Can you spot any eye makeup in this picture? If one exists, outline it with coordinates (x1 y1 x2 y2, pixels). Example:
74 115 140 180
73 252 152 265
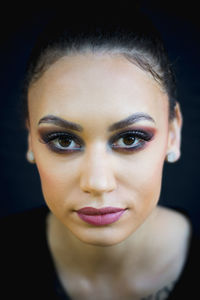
109 128 155 153
109 127 156 153
38 126 156 154
38 129 85 154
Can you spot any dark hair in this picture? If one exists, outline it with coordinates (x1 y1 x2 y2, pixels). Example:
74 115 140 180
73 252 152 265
21 8 177 127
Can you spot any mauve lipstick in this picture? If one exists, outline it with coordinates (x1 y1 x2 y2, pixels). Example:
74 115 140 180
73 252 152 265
76 206 126 226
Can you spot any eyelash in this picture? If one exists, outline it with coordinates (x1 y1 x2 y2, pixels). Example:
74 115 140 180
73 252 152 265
38 129 154 154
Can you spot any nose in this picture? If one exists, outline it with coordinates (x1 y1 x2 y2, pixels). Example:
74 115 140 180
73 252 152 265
79 146 117 195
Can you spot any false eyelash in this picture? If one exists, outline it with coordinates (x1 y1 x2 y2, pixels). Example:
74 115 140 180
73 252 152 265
39 131 82 144
109 129 155 153
109 129 154 144
38 128 155 154
38 131 84 153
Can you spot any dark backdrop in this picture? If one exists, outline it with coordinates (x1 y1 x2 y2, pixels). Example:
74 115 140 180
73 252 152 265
1 1 199 236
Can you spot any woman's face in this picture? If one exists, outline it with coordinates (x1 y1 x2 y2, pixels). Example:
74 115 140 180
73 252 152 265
27 53 182 246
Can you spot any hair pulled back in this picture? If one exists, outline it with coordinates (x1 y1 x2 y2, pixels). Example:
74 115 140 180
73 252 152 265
21 8 177 127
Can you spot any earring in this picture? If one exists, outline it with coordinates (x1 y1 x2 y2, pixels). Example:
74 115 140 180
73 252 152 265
166 152 176 163
26 151 35 163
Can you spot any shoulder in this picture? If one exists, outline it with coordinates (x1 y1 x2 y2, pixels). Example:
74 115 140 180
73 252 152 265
154 206 192 260
155 205 192 242
142 206 192 282
127 206 193 297
157 206 200 297
143 206 192 252
154 206 192 275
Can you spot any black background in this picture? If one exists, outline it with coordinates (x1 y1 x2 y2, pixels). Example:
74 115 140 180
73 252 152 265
1 1 199 236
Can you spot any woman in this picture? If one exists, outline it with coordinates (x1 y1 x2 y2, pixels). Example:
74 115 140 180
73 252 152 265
1 8 199 300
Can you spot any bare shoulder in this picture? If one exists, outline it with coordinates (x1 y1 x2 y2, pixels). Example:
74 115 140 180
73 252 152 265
144 206 192 280
127 206 192 297
156 205 192 241
152 205 192 277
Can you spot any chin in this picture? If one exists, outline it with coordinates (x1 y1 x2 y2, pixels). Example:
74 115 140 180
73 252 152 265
78 236 124 247
68 224 136 247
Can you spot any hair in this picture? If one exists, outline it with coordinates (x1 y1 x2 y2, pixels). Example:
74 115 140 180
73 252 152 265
20 8 177 128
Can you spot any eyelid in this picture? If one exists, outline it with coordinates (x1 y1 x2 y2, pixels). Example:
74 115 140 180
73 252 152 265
109 127 156 143
38 126 156 154
38 131 84 154
38 125 156 139
114 125 156 134
38 129 85 144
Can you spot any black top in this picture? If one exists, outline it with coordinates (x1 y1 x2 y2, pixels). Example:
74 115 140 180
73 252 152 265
0 205 199 299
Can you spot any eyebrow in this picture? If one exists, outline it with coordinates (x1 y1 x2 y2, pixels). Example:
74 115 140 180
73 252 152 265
38 113 155 132
108 113 155 131
38 115 83 132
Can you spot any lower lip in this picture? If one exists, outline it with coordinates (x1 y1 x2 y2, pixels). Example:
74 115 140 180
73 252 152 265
76 210 126 226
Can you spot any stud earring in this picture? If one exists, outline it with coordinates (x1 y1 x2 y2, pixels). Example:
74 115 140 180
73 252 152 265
26 151 35 163
166 152 176 163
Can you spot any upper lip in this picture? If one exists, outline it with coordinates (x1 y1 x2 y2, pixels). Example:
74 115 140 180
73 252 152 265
76 206 126 215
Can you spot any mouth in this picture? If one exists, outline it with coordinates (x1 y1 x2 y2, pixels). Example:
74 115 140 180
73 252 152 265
76 206 127 226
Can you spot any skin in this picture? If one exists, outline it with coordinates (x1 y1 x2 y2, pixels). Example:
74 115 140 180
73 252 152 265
26 53 189 299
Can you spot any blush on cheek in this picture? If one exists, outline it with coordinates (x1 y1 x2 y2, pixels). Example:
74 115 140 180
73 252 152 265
131 155 165 214
36 164 63 205
145 169 164 216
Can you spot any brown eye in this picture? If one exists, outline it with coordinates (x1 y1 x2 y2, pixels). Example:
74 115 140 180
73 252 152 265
112 135 139 149
39 131 84 154
110 129 155 153
53 136 81 150
123 136 136 145
58 137 72 147
109 130 151 152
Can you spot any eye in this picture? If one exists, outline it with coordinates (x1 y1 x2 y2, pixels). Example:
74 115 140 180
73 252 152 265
39 132 83 153
110 130 154 152
52 136 80 150
116 135 139 147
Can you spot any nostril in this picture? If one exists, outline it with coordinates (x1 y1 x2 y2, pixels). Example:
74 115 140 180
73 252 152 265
80 176 117 194
79 154 117 194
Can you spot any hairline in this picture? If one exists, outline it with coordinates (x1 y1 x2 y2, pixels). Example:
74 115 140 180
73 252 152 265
28 46 165 91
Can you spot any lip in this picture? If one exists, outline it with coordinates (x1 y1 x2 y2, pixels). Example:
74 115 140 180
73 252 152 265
76 206 127 226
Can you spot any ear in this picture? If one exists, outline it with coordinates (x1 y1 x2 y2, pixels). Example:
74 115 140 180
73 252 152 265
25 121 36 163
166 102 183 162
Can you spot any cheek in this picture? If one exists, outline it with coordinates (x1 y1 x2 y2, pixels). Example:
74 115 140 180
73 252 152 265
35 158 78 212
125 158 164 205
114 156 165 239
139 159 164 205
120 137 167 213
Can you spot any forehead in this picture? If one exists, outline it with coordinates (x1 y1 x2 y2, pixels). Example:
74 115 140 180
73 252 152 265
28 53 169 124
